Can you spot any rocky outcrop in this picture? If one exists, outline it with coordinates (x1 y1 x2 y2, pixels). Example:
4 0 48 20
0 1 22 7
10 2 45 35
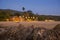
0 24 60 40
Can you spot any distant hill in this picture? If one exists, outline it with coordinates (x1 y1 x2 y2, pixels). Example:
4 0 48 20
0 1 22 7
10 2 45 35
38 15 60 21
0 9 23 15
0 9 60 21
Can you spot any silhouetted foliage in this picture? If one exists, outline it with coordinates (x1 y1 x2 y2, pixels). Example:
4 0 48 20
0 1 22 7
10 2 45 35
22 7 25 11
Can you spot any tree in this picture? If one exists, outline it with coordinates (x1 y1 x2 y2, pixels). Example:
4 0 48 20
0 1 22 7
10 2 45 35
0 11 9 21
22 7 25 11
27 10 34 17
14 13 20 17
38 16 45 21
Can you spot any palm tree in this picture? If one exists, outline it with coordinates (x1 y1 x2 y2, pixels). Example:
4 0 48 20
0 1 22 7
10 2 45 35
22 7 25 12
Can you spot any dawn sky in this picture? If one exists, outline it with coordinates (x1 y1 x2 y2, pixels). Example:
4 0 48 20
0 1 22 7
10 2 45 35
0 0 60 16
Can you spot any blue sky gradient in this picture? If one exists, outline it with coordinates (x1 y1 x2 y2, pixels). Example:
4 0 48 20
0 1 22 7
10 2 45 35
0 0 60 16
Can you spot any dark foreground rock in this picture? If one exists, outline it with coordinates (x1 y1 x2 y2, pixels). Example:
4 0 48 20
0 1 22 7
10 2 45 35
0 24 60 40
53 24 60 40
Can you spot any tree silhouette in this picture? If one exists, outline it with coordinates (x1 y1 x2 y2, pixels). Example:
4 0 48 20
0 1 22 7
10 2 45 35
22 7 25 12
14 13 20 17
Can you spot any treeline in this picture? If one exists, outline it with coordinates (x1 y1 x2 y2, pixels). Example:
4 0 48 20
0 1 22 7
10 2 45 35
0 9 60 21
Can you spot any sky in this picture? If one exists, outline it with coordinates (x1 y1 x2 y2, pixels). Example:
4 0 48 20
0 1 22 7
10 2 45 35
0 0 60 16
